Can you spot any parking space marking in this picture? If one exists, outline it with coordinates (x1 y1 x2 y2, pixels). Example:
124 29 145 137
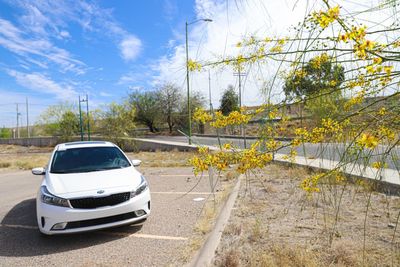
1 224 187 241
151 191 211 195
1 223 38 230
130 233 188 241
101 231 188 241
157 174 196 177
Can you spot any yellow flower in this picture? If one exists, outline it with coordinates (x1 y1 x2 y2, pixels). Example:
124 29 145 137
312 5 340 29
371 161 387 169
193 108 212 124
384 65 393 75
270 45 283 53
373 57 382 64
301 173 324 194
378 107 386 116
379 126 395 140
223 143 232 150
187 59 202 71
339 34 348 42
357 133 379 149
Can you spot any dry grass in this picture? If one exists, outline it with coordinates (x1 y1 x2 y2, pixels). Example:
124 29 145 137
127 149 195 167
213 163 400 267
0 153 50 170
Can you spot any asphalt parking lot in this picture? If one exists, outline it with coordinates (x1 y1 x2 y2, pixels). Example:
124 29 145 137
0 167 218 266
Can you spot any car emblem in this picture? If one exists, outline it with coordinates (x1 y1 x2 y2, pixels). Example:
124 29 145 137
97 190 105 194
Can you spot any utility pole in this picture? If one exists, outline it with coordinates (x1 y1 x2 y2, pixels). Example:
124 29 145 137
233 69 247 108
208 70 213 113
79 95 90 141
233 70 247 148
85 94 90 141
26 97 30 138
16 103 20 138
78 96 84 141
185 18 213 145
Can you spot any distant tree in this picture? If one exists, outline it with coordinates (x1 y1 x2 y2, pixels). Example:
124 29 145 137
157 83 182 133
175 91 205 132
283 53 345 100
0 127 12 138
129 91 161 133
220 85 239 115
37 102 78 136
100 102 135 147
59 111 79 140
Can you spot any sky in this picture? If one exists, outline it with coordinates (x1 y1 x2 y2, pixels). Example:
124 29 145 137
0 0 393 128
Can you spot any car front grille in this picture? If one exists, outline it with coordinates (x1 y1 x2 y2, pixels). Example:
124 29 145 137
65 211 144 229
70 192 131 209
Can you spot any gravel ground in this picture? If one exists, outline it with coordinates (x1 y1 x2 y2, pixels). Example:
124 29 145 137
213 163 400 267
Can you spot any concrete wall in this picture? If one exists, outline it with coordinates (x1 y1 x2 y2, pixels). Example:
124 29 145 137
0 137 61 147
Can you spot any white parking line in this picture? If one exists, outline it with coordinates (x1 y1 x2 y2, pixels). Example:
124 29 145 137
151 191 211 195
1 224 38 230
1 224 187 241
130 233 187 241
101 231 188 241
158 174 196 177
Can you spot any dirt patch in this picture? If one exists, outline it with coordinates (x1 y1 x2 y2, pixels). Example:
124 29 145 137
0 144 52 154
213 163 400 267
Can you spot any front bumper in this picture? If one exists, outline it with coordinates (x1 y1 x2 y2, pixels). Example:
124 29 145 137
36 189 151 235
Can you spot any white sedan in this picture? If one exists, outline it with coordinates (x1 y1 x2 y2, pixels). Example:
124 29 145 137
32 141 150 235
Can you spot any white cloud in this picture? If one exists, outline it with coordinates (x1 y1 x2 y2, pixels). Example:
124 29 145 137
99 91 112 97
2 1 143 71
59 30 70 39
0 18 86 74
7 69 77 100
120 35 142 61
163 0 179 21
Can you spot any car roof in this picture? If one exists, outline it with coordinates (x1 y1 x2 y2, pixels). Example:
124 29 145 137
56 141 116 151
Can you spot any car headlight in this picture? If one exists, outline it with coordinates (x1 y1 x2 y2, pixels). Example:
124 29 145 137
131 175 148 198
40 186 70 208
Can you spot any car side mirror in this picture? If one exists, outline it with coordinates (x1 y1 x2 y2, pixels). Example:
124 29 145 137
131 159 141 167
32 167 46 175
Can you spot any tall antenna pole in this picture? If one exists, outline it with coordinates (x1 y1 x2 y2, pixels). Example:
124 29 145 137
238 68 242 108
208 70 212 113
26 97 30 138
16 103 20 138
86 94 90 141
233 70 247 148
79 96 84 141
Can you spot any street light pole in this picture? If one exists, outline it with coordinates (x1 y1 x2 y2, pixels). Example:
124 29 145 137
86 94 90 141
185 18 212 145
78 96 84 141
185 21 191 145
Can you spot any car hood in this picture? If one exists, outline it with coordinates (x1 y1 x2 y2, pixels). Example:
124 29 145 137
45 167 142 199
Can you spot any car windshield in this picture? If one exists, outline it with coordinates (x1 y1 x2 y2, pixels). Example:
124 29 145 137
50 146 131 174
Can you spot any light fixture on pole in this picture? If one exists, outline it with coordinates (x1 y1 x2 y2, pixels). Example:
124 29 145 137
185 18 212 145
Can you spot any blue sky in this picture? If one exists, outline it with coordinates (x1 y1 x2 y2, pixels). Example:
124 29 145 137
0 0 202 127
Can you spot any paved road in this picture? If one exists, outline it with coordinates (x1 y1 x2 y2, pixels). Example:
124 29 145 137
0 167 219 267
146 135 400 170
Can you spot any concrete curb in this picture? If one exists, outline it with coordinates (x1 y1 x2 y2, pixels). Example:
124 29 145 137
187 177 241 267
